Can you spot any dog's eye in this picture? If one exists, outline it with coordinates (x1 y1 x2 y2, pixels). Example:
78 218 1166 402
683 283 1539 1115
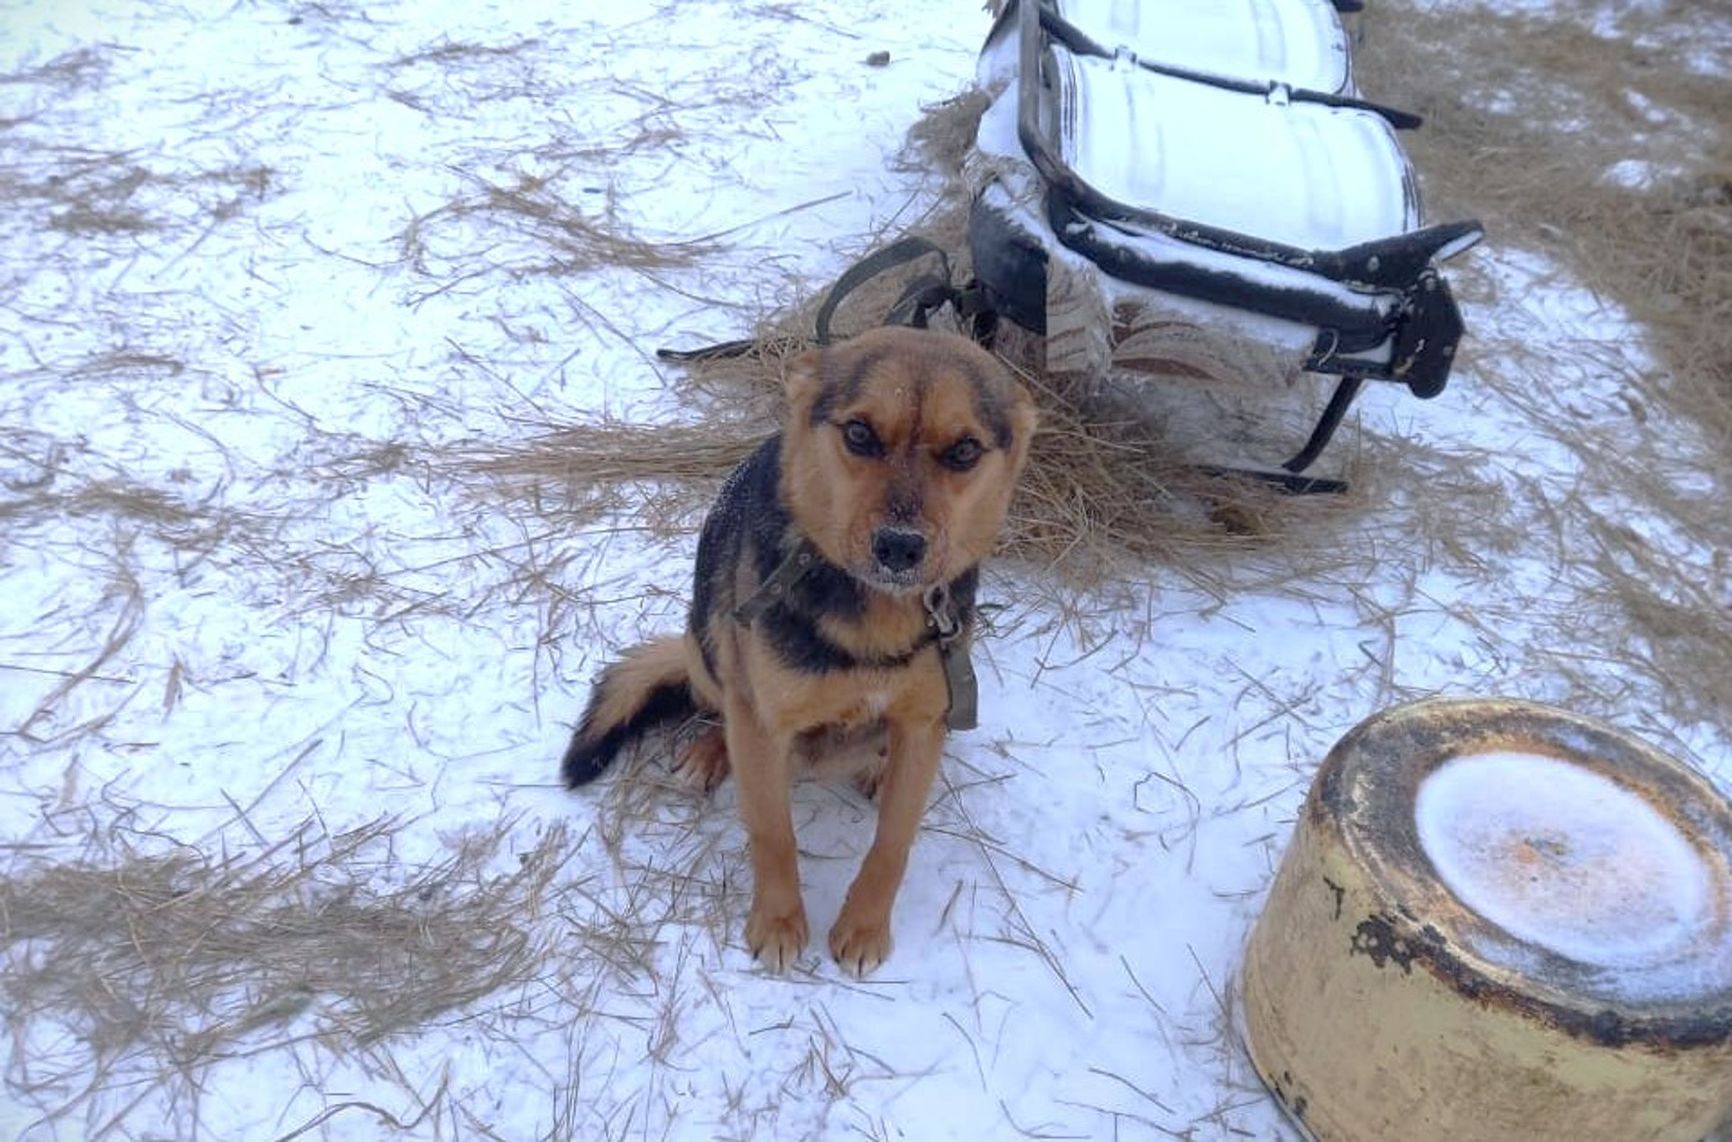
939 437 983 472
841 419 883 457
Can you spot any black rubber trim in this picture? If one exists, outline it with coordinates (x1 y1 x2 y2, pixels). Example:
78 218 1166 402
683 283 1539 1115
967 195 1049 335
1047 194 1395 348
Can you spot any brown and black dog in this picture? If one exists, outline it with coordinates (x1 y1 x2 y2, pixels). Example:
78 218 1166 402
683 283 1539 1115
561 325 1037 975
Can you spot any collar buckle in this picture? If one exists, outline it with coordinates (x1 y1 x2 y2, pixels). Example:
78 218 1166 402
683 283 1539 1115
923 583 961 642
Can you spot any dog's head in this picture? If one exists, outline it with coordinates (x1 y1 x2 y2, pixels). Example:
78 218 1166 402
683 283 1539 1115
780 326 1037 593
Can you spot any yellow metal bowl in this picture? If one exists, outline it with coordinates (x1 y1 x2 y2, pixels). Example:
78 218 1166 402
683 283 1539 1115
1242 697 1732 1142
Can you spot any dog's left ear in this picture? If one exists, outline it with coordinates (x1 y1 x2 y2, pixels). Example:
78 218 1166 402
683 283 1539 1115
783 348 823 416
1006 381 1040 466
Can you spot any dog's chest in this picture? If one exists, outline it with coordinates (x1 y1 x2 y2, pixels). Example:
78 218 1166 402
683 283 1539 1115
843 688 891 726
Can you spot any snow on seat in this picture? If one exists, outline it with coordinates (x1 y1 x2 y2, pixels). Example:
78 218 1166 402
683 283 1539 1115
1053 50 1414 250
1043 0 1353 94
967 0 1482 485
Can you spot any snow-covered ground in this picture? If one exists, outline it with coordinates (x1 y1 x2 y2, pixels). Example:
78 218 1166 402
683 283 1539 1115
2 1 1726 1138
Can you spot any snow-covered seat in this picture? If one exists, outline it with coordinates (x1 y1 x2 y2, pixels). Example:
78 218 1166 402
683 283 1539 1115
967 0 1482 485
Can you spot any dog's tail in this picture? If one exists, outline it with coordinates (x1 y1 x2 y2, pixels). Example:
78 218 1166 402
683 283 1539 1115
561 636 696 787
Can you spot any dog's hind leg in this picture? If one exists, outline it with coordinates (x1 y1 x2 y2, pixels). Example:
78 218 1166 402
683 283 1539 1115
673 722 730 792
726 692 808 971
829 715 945 977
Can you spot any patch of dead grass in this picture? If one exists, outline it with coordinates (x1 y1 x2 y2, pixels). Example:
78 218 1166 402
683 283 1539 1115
1358 1 1731 424
1356 0 1732 732
0 815 576 1133
0 47 110 90
459 419 770 534
0 140 275 239
400 170 719 286
389 37 543 69
381 34 559 112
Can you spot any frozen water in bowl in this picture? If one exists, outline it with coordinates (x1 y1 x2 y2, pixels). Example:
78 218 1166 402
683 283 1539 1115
1415 750 1711 970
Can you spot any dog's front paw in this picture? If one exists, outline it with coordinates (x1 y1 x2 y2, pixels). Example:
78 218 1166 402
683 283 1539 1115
746 901 808 972
828 910 892 977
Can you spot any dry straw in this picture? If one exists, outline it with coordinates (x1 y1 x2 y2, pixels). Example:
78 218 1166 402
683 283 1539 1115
1356 0 1732 731
1 816 574 1134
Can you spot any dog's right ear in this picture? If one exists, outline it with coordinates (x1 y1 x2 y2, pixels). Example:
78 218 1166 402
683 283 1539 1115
783 348 823 417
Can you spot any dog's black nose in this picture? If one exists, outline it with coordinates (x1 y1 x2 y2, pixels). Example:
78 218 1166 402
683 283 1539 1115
871 528 926 574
